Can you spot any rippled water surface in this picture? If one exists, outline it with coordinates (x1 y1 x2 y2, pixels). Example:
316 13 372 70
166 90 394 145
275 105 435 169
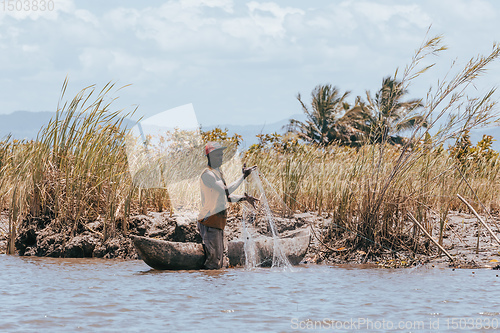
1 255 500 332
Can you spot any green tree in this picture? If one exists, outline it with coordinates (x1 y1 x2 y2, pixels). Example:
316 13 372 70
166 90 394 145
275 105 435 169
288 84 368 146
363 76 426 144
449 130 499 171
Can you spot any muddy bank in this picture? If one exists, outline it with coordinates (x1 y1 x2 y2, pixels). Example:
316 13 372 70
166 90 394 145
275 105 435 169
4 210 309 259
415 212 500 269
304 210 500 269
0 211 8 254
3 209 500 269
10 212 202 259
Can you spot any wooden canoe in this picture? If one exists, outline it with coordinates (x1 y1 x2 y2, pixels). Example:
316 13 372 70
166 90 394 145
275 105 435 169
130 235 205 270
226 228 311 267
131 228 310 270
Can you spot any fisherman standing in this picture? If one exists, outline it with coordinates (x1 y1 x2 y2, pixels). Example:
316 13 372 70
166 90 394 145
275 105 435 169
198 142 258 269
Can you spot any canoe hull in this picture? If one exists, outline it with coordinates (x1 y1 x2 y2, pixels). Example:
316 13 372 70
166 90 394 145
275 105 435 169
131 228 311 270
131 235 205 270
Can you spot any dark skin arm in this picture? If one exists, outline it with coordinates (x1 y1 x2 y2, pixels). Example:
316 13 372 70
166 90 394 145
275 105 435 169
243 163 257 179
225 163 257 194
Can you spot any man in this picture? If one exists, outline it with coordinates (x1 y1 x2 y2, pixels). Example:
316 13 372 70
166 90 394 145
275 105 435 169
197 141 258 269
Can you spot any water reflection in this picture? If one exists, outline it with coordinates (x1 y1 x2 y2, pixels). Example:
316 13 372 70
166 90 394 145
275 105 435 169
136 267 231 279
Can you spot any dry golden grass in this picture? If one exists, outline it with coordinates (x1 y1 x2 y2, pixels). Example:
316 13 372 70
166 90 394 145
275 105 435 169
244 140 500 253
0 80 140 253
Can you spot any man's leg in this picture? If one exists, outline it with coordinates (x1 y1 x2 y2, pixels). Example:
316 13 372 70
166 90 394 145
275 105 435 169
198 222 224 269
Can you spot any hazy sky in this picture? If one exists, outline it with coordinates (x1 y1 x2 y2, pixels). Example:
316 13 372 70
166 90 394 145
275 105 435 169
1 0 500 126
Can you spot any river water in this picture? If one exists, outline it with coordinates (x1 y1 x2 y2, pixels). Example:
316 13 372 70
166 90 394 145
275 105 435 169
1 255 499 332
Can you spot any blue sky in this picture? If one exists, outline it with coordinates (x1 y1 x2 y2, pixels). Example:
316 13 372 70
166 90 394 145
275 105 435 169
1 0 500 127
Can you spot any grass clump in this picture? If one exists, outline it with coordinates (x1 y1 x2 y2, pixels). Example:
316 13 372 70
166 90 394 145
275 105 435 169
1 80 140 253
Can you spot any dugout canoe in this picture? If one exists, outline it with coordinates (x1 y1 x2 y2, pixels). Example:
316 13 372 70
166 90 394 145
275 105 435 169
226 228 311 267
131 228 310 270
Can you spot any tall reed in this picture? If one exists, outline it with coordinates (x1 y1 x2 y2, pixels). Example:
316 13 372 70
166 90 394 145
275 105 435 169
0 80 140 252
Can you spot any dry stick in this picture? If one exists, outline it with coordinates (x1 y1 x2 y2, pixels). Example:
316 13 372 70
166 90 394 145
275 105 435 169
457 194 500 246
407 212 454 262
440 216 466 245
307 222 340 253
476 223 481 254
455 165 500 230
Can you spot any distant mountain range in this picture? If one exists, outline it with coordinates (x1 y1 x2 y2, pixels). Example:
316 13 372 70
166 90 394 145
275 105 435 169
1 110 499 150
0 111 55 140
0 110 304 148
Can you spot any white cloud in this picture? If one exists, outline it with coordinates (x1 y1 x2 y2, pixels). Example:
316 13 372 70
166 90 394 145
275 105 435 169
351 2 431 29
6 26 21 40
181 0 234 13
1 0 500 126
104 1 307 52
105 7 141 31
21 44 39 52
142 57 179 75
157 1 216 29
436 0 496 21
105 4 223 53
246 1 304 38
78 48 111 70
74 9 99 26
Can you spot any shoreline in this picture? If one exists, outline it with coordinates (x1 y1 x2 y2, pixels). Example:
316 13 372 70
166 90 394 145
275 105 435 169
2 210 500 270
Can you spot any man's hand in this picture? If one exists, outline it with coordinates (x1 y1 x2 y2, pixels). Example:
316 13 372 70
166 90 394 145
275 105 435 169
242 163 257 179
243 192 259 208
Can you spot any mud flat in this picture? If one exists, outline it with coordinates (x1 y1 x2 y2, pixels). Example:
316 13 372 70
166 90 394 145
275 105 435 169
417 212 500 269
302 211 500 269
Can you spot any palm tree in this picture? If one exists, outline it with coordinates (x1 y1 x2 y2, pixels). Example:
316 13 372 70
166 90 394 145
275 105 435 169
287 84 368 147
363 77 426 144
